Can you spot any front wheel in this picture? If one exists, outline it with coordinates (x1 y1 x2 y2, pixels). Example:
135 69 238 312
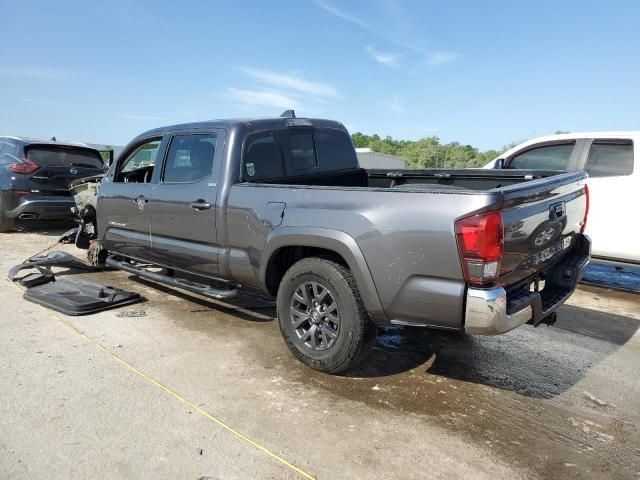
276 257 378 374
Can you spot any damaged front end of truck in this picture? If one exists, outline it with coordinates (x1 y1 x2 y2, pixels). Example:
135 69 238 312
63 175 105 264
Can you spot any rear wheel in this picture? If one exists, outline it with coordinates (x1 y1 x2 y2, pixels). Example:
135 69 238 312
0 197 14 233
276 257 378 374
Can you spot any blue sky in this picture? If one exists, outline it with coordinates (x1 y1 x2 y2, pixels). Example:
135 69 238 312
1 0 639 150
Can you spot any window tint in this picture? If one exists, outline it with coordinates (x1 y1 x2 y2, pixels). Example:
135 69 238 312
290 132 317 172
25 146 104 169
163 134 217 183
243 133 285 181
121 140 161 173
115 139 162 182
585 140 634 177
508 143 574 170
315 129 358 170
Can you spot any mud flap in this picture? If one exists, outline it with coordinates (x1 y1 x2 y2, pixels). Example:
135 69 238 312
23 279 142 316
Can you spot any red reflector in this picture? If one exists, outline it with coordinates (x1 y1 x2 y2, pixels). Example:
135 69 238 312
455 210 504 285
580 184 589 234
8 157 40 174
13 190 31 196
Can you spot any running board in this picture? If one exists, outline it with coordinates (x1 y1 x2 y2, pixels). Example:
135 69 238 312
106 256 239 300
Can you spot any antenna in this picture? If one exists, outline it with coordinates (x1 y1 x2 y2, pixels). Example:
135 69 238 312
280 110 296 118
50 136 57 141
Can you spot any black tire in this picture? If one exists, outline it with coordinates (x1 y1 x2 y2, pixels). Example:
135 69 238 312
276 257 378 374
0 198 14 233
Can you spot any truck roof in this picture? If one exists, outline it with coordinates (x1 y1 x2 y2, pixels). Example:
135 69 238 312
134 116 347 141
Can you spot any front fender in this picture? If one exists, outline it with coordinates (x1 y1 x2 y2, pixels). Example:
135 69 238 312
261 226 388 324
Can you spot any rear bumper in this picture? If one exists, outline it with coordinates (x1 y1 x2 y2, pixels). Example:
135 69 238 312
465 235 591 335
6 195 75 220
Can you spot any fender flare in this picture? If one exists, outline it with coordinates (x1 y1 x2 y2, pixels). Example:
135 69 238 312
260 226 387 324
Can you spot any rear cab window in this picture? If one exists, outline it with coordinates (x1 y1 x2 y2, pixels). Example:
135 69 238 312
241 128 357 182
585 139 634 177
507 142 575 170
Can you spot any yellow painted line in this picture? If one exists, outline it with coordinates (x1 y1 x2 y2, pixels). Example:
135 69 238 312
11 282 316 480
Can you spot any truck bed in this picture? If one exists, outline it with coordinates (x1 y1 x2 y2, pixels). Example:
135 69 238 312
251 167 573 192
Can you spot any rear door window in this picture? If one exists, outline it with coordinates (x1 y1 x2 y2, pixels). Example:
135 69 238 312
25 146 104 169
508 143 575 170
585 140 634 177
243 133 286 181
163 134 217 183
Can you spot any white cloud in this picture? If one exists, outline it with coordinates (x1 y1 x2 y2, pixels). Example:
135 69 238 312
315 1 460 68
383 96 406 115
366 47 399 68
241 68 338 98
226 88 298 109
428 52 460 65
314 0 371 31
0 67 71 79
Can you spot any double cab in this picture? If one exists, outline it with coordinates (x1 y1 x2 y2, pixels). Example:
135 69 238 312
75 114 590 373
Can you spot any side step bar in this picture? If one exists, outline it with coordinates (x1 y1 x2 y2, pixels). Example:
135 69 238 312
106 256 239 300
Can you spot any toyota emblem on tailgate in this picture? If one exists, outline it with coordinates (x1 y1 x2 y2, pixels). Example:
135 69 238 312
69 168 78 175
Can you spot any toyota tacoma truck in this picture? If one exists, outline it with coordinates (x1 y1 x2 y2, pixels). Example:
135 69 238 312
71 112 590 373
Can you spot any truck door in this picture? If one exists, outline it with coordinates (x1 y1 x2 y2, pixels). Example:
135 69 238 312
579 138 637 263
98 137 164 261
147 131 223 276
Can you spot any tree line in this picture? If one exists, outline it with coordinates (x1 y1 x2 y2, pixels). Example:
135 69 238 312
351 132 507 169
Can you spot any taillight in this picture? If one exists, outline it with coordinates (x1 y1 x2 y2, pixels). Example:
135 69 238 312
8 157 40 174
580 184 589 234
455 210 504 286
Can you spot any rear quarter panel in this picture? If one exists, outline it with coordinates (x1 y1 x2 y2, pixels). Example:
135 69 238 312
225 184 500 328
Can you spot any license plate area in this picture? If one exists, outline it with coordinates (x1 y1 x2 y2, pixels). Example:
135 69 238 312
521 236 572 270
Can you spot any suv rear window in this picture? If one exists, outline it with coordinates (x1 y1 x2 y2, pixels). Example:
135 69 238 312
25 146 104 169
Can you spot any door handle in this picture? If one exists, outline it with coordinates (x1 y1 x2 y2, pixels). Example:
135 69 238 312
190 200 212 210
135 195 147 210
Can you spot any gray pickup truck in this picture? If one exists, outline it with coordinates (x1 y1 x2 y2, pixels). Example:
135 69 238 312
72 113 590 373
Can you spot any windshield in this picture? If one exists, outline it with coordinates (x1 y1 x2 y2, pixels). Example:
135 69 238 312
25 146 104 169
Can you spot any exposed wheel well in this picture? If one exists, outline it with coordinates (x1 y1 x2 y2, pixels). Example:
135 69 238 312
265 246 349 296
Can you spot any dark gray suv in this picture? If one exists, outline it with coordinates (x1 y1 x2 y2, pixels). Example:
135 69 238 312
0 136 106 231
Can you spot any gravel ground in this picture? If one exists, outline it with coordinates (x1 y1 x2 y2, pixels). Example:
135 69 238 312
1 223 639 479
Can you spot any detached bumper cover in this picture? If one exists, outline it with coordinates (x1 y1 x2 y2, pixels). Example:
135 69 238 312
7 195 75 220
465 235 591 335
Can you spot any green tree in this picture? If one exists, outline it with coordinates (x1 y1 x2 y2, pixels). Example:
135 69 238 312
351 132 507 169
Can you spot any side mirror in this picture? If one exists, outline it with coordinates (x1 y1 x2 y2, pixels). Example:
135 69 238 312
495 158 504 169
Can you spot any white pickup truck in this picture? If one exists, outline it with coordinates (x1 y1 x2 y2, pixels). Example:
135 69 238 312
485 132 638 266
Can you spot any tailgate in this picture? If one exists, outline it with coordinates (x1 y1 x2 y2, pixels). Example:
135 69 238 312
24 145 105 195
498 171 588 287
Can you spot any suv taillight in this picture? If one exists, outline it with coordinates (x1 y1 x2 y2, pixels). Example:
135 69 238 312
580 184 589 234
455 210 504 286
8 157 40 174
